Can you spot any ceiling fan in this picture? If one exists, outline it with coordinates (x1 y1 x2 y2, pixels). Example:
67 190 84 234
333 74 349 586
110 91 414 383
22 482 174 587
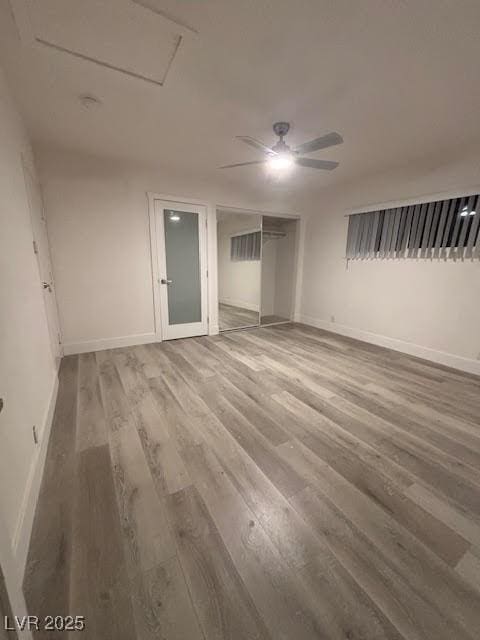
220 122 343 172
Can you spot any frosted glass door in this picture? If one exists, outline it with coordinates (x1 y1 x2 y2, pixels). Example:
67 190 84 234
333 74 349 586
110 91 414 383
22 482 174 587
164 209 201 324
155 200 208 340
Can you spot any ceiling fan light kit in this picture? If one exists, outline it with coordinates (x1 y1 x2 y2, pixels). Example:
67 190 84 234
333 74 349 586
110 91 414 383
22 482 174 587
268 154 294 171
220 121 343 176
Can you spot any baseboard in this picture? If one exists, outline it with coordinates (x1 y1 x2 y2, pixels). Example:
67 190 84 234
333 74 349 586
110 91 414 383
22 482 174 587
62 332 158 355
12 371 59 576
219 298 260 312
298 314 480 376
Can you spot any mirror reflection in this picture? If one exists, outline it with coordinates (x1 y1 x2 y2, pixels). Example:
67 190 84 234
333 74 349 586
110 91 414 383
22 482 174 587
217 210 261 331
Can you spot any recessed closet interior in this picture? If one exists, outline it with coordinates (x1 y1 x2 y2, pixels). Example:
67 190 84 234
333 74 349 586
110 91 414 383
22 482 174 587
217 209 298 331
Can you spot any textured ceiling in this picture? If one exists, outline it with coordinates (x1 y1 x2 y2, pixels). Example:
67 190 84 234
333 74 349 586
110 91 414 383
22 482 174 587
1 0 480 206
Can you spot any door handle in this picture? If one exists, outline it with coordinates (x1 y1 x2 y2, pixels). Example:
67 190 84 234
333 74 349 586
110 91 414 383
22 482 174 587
42 281 52 292
160 278 173 285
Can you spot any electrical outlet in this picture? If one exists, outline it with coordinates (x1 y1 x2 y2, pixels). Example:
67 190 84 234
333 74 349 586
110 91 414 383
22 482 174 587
32 425 38 445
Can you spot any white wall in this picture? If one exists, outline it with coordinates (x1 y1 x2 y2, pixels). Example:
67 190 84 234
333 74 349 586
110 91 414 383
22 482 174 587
38 148 292 351
261 220 298 320
0 67 57 634
217 215 261 311
299 153 480 374
273 220 298 319
42 152 155 350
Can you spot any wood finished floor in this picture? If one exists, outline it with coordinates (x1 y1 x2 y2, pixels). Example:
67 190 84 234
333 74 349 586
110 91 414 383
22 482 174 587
219 303 259 330
260 314 290 325
23 323 480 640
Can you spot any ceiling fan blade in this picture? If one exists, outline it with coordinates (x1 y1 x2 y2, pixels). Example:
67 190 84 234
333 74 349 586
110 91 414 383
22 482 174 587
219 160 266 169
236 136 276 155
294 132 343 155
296 157 339 170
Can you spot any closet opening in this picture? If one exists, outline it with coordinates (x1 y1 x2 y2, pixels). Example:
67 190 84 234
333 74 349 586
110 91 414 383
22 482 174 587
216 208 299 332
261 215 298 325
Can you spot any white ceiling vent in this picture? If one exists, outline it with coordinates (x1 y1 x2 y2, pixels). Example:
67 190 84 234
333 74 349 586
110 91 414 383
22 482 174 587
10 0 196 86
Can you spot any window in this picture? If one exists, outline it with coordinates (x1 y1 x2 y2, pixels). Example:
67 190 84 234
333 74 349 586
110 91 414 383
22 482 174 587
346 194 480 260
230 231 261 261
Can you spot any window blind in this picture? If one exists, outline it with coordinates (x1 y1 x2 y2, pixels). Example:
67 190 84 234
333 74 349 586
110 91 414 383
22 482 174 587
346 194 480 260
230 231 261 261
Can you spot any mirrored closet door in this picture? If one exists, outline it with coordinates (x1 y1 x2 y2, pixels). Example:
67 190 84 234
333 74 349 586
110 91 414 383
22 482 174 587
217 210 262 331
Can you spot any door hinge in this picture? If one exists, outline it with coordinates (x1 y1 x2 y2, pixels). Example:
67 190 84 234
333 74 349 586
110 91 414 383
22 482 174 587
33 240 38 254
57 332 62 345
206 269 208 278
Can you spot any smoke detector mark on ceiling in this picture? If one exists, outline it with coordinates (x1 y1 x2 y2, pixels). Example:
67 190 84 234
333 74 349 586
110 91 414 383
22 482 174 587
9 0 193 86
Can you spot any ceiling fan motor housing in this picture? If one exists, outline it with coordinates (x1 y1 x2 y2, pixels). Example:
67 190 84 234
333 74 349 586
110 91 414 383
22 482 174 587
273 121 290 139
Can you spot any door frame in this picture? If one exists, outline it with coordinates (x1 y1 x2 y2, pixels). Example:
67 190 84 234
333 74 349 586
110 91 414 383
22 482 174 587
148 193 214 341
155 199 208 340
22 155 62 362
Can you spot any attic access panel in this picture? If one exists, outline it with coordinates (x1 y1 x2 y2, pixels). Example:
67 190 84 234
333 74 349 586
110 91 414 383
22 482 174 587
11 0 193 85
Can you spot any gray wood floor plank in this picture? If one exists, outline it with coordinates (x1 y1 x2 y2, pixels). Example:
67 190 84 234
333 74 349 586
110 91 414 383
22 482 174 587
203 373 291 446
365 382 480 454
291 485 465 640
70 444 137 640
129 557 205 640
108 420 176 578
76 352 107 452
113 348 192 496
192 415 318 571
147 375 204 450
172 338 217 379
198 381 307 498
165 484 272 640
280 439 480 639
181 443 335 640
332 393 480 472
23 356 79 639
148 345 211 418
193 419 408 639
456 548 480 594
186 441 406 640
273 415 469 566
196 335 270 381
26 324 480 640
262 325 480 418
272 390 415 489
404 483 480 547
96 350 132 432
276 382 480 519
